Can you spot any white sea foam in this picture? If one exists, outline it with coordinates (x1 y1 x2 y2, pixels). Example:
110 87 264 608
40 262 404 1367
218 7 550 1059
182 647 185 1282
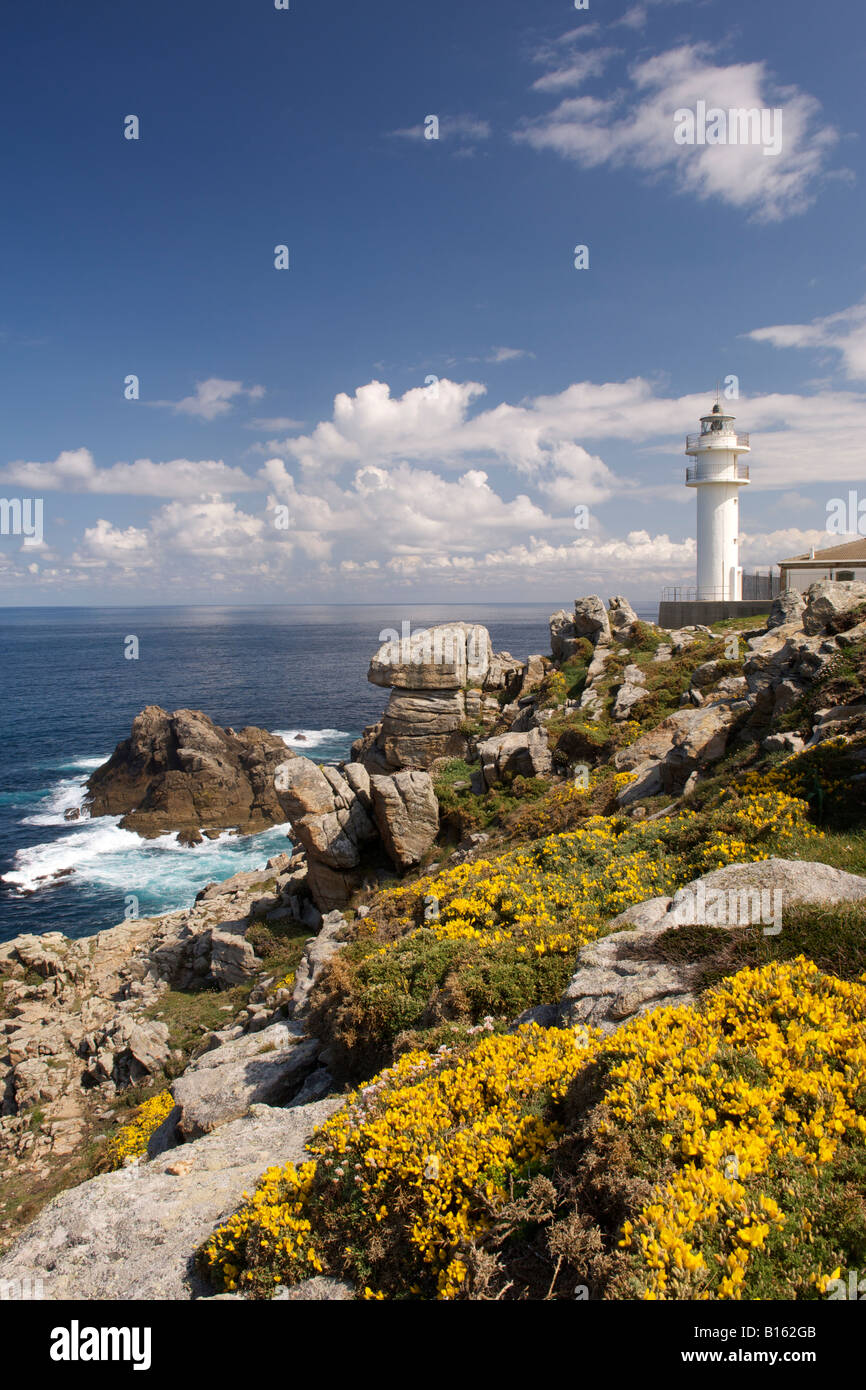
274 727 351 751
2 818 137 893
3 745 295 911
2 818 293 901
21 775 92 827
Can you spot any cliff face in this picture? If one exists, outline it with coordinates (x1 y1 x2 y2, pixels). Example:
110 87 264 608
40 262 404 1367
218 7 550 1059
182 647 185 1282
86 706 298 842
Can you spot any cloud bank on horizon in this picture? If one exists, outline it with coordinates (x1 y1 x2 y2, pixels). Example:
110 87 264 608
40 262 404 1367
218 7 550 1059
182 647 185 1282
1 339 858 599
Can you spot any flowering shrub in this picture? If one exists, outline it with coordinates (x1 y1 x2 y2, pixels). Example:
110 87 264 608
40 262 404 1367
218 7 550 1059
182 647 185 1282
612 958 866 1299
316 793 820 1070
197 1160 322 1291
199 957 866 1301
105 1090 175 1169
758 739 866 823
693 785 819 872
199 1026 592 1298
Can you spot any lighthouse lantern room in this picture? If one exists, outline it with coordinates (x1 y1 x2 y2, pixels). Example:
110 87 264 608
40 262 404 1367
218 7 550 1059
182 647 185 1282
685 402 751 601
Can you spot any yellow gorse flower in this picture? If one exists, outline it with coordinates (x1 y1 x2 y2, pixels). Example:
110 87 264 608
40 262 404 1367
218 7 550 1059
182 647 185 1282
105 1089 175 1170
200 957 866 1301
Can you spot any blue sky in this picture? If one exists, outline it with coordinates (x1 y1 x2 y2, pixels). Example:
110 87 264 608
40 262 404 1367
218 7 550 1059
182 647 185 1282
1 0 864 605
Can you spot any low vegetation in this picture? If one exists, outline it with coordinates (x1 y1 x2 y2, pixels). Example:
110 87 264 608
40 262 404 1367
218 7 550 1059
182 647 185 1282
199 956 866 1301
310 784 819 1076
102 1090 175 1170
194 607 865 1303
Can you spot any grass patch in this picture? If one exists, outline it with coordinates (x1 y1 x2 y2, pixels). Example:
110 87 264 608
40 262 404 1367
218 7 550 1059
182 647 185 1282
144 982 253 1060
435 769 554 841
650 900 866 991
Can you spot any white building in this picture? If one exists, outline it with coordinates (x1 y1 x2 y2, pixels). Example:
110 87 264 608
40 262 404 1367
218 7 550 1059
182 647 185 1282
779 537 866 593
685 402 751 601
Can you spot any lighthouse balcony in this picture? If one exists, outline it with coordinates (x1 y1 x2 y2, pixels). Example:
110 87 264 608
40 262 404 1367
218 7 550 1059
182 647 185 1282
686 431 750 453
685 460 750 484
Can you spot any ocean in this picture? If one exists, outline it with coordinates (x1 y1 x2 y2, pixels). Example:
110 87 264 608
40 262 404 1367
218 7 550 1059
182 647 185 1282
0 603 654 944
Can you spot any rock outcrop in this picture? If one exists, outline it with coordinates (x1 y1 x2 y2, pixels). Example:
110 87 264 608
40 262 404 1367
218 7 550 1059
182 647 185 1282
0 1098 340 1300
550 609 578 663
768 589 805 629
86 706 298 840
273 754 439 907
0 860 320 1206
573 595 611 646
369 770 440 869
579 642 612 719
477 728 553 787
802 579 866 635
170 1022 321 1141
608 594 639 639
275 760 376 876
356 623 518 772
743 625 838 717
4 582 866 1302
289 910 349 1022
612 664 648 720
374 688 474 769
614 699 747 805
367 622 492 690
560 859 866 1033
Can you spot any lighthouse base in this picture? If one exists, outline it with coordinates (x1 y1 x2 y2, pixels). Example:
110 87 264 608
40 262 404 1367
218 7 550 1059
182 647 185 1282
657 598 773 629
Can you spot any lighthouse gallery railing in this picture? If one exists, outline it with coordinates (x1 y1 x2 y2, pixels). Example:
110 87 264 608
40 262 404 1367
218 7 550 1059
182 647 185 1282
685 461 750 483
685 432 750 452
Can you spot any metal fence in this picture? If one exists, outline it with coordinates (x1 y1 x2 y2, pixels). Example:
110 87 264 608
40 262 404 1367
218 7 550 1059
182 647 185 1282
686 432 750 451
661 572 784 603
743 571 783 599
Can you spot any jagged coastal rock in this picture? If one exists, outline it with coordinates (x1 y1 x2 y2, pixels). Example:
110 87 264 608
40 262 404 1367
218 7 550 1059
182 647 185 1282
86 706 298 843
273 756 439 908
0 866 307 1169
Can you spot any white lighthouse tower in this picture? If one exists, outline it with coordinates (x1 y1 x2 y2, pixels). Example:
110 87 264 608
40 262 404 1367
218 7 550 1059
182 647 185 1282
685 402 750 601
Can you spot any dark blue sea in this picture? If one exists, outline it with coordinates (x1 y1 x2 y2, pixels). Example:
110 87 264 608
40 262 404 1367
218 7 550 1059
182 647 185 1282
0 604 655 944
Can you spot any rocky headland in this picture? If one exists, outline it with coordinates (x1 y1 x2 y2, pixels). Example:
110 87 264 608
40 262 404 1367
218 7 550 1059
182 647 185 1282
2 579 865 1301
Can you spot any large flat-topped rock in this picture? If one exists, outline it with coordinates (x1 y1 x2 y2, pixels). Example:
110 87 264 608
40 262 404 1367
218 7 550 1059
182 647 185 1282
559 859 866 1034
368 622 493 689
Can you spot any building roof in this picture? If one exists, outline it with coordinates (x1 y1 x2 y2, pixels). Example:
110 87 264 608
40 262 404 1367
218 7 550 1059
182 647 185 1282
779 536 866 566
